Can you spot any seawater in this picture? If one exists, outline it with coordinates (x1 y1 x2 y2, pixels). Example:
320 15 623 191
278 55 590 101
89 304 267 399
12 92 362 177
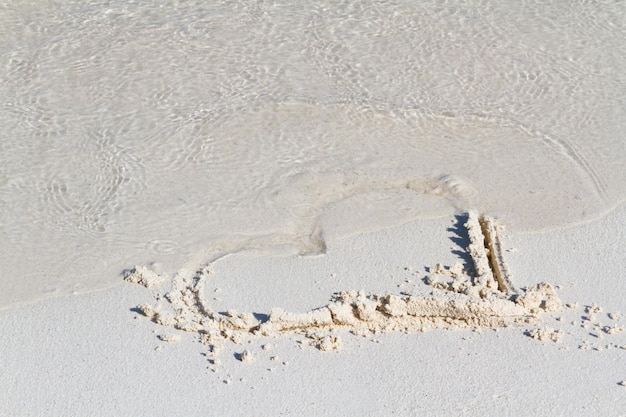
1 0 625 308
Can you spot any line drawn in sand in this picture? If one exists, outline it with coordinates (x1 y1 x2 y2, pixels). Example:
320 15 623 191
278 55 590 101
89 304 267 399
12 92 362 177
125 211 563 355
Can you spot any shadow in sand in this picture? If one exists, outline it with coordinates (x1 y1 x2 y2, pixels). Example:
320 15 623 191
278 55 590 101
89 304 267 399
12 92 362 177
447 213 474 273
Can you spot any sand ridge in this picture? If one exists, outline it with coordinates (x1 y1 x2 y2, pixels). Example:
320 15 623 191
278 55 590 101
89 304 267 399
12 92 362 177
125 212 564 355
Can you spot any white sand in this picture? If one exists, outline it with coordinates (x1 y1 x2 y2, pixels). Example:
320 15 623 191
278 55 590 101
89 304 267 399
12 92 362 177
1 205 625 416
2 2 625 415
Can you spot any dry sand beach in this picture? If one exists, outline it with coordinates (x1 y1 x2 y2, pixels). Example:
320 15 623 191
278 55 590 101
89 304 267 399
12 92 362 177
1 205 626 416
1 1 626 416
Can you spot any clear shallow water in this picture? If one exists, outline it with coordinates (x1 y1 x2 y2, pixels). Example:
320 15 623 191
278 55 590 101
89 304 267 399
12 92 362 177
1 0 625 308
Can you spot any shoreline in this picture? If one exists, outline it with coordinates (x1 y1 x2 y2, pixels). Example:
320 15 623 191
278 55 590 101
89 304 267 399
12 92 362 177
3 199 624 313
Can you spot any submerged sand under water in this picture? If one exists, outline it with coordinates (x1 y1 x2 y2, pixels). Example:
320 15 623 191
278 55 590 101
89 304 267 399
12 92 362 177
1 0 625 307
